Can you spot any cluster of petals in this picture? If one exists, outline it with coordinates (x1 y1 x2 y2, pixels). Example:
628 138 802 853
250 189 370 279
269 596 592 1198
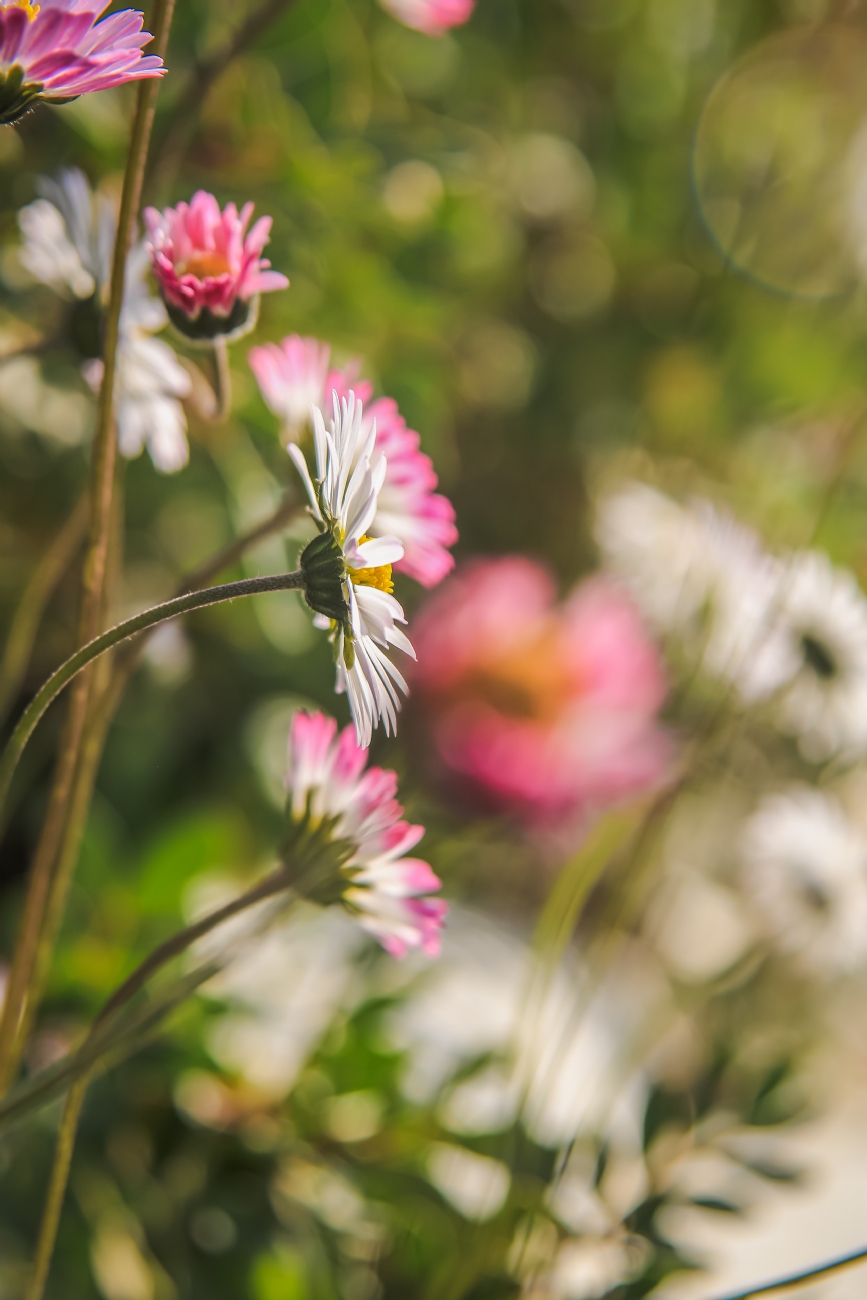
144 191 288 321
18 168 191 473
291 391 415 747
286 710 446 958
0 0 163 120
410 557 672 836
249 333 457 587
378 0 474 35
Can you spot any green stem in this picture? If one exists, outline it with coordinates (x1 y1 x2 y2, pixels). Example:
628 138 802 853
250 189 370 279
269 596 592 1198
709 1245 867 1300
0 494 88 727
0 571 305 829
20 865 297 1296
25 1075 90 1300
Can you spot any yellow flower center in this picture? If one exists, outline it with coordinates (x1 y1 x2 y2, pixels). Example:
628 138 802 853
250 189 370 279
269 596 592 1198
176 250 231 279
3 0 40 16
348 536 394 594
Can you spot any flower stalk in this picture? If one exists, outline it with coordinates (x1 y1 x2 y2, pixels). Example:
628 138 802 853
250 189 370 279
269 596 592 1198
0 571 306 830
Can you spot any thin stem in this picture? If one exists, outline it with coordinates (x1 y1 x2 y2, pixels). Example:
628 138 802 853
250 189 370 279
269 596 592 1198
212 336 232 422
0 0 177 1100
25 1076 90 1300
0 571 305 827
0 495 88 726
2 499 302 1091
709 1245 867 1300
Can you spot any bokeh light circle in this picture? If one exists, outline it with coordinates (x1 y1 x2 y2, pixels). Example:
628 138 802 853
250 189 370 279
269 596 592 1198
694 26 867 298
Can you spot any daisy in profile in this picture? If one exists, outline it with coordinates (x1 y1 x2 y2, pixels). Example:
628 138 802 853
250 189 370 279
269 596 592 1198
249 334 457 587
18 169 192 473
741 786 867 975
0 0 164 126
291 391 415 747
285 711 446 957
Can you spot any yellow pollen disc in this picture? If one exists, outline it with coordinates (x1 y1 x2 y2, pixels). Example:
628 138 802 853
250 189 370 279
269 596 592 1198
176 250 231 279
4 0 40 17
349 535 394 594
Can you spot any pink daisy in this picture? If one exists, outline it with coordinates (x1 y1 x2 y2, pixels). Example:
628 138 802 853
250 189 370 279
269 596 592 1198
248 333 457 587
0 0 163 126
285 710 447 958
143 190 288 339
410 558 673 839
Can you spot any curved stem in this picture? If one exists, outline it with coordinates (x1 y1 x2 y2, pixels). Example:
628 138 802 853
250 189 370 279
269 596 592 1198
0 571 305 828
709 1245 867 1300
20 867 297 1297
0 494 88 727
212 335 232 422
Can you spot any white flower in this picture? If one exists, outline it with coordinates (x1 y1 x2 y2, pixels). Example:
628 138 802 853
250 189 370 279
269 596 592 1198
741 786 867 975
18 170 191 475
18 167 114 299
595 483 711 635
770 551 867 761
290 391 416 747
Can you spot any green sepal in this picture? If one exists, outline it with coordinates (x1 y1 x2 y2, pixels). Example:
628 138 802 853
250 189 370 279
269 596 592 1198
279 810 354 906
301 530 349 624
166 293 259 346
0 66 43 126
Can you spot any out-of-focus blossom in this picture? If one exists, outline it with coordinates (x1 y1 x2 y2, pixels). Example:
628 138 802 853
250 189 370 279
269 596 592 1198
249 334 457 587
144 191 288 339
285 710 447 957
378 0 474 35
741 786 867 975
0 0 164 127
769 550 867 761
410 557 671 833
291 392 415 746
19 170 191 472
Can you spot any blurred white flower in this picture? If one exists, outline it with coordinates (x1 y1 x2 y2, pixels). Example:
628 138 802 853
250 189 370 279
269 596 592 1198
595 483 711 636
19 169 191 474
741 786 867 975
426 1144 510 1221
771 551 867 761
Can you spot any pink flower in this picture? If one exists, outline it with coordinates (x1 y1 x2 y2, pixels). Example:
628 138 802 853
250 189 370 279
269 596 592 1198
286 710 447 958
0 0 164 125
410 558 672 835
378 0 474 35
249 334 458 587
143 191 288 336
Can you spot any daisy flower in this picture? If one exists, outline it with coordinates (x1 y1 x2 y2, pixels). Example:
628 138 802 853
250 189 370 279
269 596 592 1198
0 0 164 127
291 390 416 747
144 191 289 341
377 0 474 35
285 710 446 957
741 786 867 975
19 170 192 473
249 333 457 587
771 550 867 761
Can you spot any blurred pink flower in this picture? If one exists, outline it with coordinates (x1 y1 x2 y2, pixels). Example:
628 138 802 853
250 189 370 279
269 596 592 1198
410 558 672 831
249 333 458 587
144 191 288 328
0 0 164 125
287 710 447 957
378 0 474 35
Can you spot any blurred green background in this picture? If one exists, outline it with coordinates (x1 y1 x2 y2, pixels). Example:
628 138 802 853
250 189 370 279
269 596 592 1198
3 0 867 1295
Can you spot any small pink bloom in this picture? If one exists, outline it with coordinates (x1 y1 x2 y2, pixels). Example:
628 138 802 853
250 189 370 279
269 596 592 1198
410 558 672 837
286 710 447 958
378 0 474 35
143 191 288 327
250 334 458 586
0 0 164 124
